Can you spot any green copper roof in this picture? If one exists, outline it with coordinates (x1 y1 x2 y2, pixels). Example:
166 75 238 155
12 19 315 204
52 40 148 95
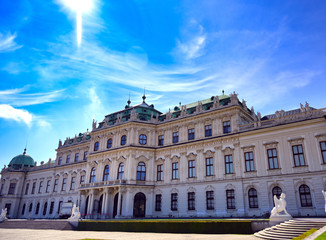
8 149 35 169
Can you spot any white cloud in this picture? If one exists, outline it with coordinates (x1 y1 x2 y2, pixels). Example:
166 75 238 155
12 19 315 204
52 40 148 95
177 34 206 60
0 104 33 125
0 88 64 107
0 32 23 53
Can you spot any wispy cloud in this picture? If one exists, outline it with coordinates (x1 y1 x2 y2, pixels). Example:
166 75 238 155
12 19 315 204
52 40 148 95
0 104 32 125
0 32 23 53
0 87 65 107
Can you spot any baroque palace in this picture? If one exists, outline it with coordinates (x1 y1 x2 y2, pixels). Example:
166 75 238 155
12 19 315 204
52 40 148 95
1 92 326 219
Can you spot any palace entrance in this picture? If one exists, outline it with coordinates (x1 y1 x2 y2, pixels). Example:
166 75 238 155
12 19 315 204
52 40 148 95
133 192 146 218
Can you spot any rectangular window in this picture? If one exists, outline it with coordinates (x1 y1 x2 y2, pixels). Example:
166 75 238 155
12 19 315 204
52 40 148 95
155 194 162 211
157 164 163 181
49 201 55 214
74 153 79 162
292 144 305 167
62 178 67 191
70 177 76 190
83 151 88 160
58 157 62 165
206 191 214 210
223 121 231 134
31 182 36 194
80 175 85 185
188 160 195 178
244 152 255 172
171 193 178 211
267 148 279 169
25 183 29 195
188 128 195 140
206 157 214 176
158 135 164 146
172 132 179 143
38 181 43 194
46 180 51 193
66 155 70 164
225 155 233 174
226 189 235 209
53 179 58 192
205 125 212 137
188 192 195 210
172 162 179 180
8 183 16 195
321 141 326 164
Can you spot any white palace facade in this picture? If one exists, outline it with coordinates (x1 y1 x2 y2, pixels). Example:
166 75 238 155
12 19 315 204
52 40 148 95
1 92 326 219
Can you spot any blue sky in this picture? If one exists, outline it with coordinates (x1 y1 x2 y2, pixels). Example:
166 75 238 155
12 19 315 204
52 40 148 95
0 0 326 166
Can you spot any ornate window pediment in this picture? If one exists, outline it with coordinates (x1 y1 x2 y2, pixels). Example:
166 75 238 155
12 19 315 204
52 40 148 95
225 183 235 190
241 145 255 152
171 188 178 193
171 155 180 162
135 155 149 162
187 186 196 192
263 141 279 148
205 185 215 191
204 150 215 157
288 137 304 145
316 134 326 141
222 146 234 155
186 152 197 160
117 155 127 162
156 157 165 162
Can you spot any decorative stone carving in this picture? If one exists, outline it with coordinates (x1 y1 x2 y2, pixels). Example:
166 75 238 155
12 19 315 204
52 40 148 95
92 119 97 130
230 91 238 104
213 96 220 108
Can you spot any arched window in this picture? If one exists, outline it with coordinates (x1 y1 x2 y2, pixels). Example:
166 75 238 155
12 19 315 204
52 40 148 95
248 188 258 208
139 134 147 145
22 204 26 215
35 203 39 214
299 184 312 207
121 135 127 145
272 186 282 199
117 163 124 179
43 202 48 215
90 167 96 183
29 203 33 213
94 142 99 151
136 162 146 181
107 138 112 148
103 165 110 181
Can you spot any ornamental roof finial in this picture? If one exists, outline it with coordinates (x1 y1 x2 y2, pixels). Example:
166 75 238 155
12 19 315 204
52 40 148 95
127 92 131 106
142 88 146 103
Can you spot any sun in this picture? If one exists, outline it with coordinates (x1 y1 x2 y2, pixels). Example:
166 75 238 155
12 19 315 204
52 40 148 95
60 0 95 47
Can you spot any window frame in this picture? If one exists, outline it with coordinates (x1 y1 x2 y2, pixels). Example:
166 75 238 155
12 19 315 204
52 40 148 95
46 180 51 193
103 165 110 181
70 177 76 190
8 183 16 195
188 160 195 178
320 141 326 164
172 132 179 143
38 181 43 194
205 125 212 137
188 128 195 140
58 157 62 165
157 164 163 181
223 121 231 134
299 184 312 207
248 188 258 208
244 151 255 172
172 162 179 180
158 135 164 146
107 138 113 149
90 167 96 183
74 153 79 162
206 157 214 176
188 192 196 210
53 179 58 192
139 134 147 145
226 189 235 209
66 154 70 164
155 194 162 211
121 135 127 145
206 191 214 210
117 163 124 180
61 178 67 191
94 141 99 151
83 151 88 160
267 148 279 169
171 193 178 211
136 162 146 181
25 183 29 195
225 155 234 174
292 144 306 167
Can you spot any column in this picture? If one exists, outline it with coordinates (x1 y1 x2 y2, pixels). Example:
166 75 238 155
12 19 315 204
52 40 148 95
117 188 122 218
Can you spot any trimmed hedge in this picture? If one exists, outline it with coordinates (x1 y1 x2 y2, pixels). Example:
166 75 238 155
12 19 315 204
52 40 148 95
78 219 253 234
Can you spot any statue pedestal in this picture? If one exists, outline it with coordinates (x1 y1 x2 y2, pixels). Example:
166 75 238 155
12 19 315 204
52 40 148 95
269 214 292 226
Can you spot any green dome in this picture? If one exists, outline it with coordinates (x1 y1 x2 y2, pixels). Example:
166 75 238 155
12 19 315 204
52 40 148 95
8 149 35 169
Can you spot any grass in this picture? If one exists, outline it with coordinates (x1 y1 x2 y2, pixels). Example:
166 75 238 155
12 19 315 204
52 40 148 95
291 228 318 240
315 231 326 240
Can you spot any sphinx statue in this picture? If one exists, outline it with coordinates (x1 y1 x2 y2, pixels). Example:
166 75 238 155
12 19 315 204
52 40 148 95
0 208 7 223
271 193 290 216
68 204 81 227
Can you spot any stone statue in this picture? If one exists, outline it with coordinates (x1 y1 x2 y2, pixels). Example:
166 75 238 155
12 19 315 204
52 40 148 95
322 190 326 212
271 193 290 216
68 204 81 227
92 119 97 130
0 208 7 222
